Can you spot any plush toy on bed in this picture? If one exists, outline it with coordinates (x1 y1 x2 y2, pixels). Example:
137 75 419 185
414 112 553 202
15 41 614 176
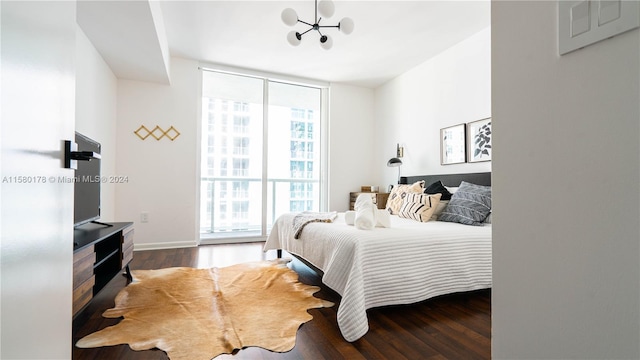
353 193 376 230
344 194 391 229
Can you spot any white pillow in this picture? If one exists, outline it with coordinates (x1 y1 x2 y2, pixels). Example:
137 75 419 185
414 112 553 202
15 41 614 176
445 186 458 194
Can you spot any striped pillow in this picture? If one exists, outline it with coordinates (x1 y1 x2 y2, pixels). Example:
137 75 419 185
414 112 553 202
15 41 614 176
438 181 491 226
398 193 442 222
385 181 425 215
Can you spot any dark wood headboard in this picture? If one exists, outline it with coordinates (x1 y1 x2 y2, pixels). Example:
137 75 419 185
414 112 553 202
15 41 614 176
400 172 491 187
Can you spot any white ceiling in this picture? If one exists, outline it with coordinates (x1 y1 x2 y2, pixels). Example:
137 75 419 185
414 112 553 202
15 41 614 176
79 1 490 89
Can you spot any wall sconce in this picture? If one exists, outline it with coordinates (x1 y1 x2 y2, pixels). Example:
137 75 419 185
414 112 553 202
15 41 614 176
387 157 403 184
396 143 404 158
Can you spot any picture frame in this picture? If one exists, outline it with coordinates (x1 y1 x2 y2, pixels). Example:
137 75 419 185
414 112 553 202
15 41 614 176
440 124 466 165
467 117 492 163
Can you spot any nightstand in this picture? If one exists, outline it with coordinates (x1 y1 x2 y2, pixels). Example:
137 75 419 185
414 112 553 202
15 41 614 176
349 192 390 210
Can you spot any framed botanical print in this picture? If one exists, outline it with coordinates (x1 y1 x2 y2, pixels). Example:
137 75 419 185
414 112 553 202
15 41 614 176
440 124 466 165
467 117 492 163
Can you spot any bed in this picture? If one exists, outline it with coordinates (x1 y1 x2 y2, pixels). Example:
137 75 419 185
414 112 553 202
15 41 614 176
263 172 492 342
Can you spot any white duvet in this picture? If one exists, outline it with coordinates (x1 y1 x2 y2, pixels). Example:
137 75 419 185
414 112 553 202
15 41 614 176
264 212 492 342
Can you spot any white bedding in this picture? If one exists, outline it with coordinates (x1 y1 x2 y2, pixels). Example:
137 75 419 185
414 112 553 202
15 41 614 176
264 212 492 342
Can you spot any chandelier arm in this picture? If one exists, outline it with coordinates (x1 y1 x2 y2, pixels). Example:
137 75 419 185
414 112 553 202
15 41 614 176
299 28 314 37
298 19 313 27
317 24 340 29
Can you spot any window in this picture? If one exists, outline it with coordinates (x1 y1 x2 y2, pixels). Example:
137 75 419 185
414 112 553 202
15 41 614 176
232 201 249 220
232 158 249 176
306 143 314 159
219 159 227 176
233 137 249 155
290 141 305 158
290 182 304 199
290 161 305 178
200 69 326 241
232 181 249 198
290 201 305 212
291 121 305 139
233 115 250 134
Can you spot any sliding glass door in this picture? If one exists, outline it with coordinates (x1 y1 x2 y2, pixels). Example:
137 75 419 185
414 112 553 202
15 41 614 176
266 82 321 228
200 70 325 241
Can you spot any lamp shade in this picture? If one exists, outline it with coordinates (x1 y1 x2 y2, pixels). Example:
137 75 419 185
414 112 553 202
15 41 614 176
318 0 335 18
387 158 402 167
287 31 302 46
339 17 354 34
281 8 298 26
320 35 333 50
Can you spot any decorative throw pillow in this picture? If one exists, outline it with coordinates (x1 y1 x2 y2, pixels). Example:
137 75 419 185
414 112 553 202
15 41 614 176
438 181 491 226
424 180 453 200
430 200 449 221
385 181 425 215
397 199 425 222
484 212 492 224
398 193 442 222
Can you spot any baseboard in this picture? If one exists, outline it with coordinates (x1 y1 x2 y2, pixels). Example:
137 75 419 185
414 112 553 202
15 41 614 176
134 240 197 251
199 236 267 245
133 236 267 251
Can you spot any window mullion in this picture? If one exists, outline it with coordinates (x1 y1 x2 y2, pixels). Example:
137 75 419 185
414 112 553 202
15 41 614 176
261 79 269 237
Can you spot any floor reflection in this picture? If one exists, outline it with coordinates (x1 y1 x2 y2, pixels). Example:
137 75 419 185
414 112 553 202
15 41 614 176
196 242 278 268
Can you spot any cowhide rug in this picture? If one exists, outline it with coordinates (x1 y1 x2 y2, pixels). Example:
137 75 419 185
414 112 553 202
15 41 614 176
76 259 333 360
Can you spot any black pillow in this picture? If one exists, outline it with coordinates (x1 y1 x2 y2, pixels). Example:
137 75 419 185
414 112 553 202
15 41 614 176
424 180 452 200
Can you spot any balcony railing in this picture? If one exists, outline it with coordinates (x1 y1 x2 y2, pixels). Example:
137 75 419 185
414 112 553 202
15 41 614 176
200 176 319 237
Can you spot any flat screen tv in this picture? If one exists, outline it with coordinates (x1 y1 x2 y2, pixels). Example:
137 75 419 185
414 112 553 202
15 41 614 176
74 132 101 227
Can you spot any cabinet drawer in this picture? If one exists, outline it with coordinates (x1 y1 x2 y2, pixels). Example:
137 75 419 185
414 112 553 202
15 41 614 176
122 227 134 248
122 227 134 266
73 253 95 289
73 275 95 315
122 243 134 266
375 193 389 209
73 245 95 289
73 245 94 264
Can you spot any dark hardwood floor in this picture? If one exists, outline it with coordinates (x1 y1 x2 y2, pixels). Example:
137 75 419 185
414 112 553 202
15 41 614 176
72 243 491 359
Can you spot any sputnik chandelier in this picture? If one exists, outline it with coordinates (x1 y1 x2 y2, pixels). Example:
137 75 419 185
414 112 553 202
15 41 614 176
281 0 354 50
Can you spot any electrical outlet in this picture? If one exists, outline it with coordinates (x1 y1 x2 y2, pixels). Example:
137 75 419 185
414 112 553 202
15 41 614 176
140 212 149 223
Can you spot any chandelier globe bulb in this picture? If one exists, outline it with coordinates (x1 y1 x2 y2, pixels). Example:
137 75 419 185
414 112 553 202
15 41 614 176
318 0 335 18
281 8 298 26
287 31 302 46
339 17 354 35
320 35 333 50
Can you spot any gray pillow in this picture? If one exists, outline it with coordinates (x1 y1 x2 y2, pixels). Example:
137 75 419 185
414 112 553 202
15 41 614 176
438 181 491 226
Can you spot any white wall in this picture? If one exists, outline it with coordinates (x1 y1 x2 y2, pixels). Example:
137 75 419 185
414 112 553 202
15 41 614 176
110 29 486 247
492 2 639 359
374 27 491 187
114 61 374 247
328 84 376 211
116 57 200 249
75 26 118 221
